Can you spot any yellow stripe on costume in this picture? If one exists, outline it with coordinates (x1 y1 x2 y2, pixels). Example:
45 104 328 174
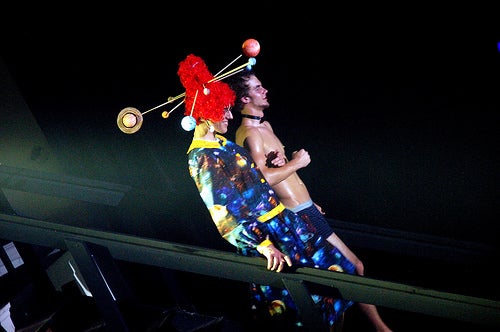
257 203 285 222
258 239 273 247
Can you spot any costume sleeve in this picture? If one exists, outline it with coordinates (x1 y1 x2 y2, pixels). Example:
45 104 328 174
188 150 272 251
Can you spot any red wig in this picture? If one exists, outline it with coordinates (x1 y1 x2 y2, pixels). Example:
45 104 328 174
177 54 235 124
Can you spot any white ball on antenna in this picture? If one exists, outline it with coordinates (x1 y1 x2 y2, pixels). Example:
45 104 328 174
181 115 197 131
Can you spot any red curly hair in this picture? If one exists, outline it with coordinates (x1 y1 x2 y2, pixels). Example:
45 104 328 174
177 54 236 124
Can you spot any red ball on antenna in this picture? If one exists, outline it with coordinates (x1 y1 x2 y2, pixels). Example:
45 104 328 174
242 38 260 57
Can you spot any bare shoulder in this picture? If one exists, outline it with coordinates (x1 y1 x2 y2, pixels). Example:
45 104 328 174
235 125 260 146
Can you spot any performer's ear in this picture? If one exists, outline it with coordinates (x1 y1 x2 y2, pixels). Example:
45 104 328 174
205 120 214 133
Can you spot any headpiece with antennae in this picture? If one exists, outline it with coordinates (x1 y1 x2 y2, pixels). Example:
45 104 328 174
116 38 260 134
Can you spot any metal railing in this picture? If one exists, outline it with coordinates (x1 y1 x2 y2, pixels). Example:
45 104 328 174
1 212 499 331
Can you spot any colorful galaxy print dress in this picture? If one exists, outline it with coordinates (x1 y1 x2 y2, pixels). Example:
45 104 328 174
187 135 356 327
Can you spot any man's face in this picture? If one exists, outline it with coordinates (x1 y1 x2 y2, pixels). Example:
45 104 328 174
245 75 269 109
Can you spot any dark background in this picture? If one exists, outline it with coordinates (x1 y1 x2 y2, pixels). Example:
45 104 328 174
2 7 499 250
1 6 499 331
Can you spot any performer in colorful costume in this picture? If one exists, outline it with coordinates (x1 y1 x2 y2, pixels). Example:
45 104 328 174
179 54 355 330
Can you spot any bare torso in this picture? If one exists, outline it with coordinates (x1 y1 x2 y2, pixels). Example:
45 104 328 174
236 122 311 208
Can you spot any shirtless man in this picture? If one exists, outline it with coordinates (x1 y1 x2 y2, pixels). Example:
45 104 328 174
227 70 392 332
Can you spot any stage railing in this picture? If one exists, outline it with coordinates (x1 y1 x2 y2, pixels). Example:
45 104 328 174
1 212 499 331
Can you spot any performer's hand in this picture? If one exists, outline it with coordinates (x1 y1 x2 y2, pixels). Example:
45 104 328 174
314 202 325 215
291 149 311 169
265 150 286 168
257 243 292 272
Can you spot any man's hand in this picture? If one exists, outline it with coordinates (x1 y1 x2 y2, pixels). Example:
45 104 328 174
314 202 325 215
290 149 311 169
257 243 292 272
265 150 286 168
